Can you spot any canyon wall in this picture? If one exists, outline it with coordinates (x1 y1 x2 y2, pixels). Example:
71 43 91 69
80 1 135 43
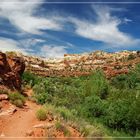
19 50 140 78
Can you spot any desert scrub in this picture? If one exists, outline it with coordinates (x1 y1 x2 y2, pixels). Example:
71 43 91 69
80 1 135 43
105 90 140 136
82 95 106 118
80 124 104 137
13 99 24 108
8 92 25 108
85 70 109 99
32 83 48 105
55 121 71 136
56 106 74 121
22 72 41 87
24 67 140 137
36 108 47 121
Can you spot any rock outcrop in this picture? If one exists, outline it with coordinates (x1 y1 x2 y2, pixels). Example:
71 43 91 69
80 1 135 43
23 50 140 78
0 52 25 91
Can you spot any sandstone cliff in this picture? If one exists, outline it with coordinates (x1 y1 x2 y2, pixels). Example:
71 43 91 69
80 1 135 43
23 50 140 78
2 50 140 79
0 52 25 91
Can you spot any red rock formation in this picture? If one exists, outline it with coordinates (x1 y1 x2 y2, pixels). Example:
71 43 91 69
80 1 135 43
17 50 140 78
0 52 25 91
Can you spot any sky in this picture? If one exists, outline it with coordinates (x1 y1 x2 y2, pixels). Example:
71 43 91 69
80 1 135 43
0 0 140 58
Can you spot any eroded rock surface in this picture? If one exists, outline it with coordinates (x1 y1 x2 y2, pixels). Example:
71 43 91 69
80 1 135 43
23 50 140 78
0 52 25 91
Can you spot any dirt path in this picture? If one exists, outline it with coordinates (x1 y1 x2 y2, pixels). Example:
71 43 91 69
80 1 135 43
0 90 43 139
0 90 82 140
1 101 40 137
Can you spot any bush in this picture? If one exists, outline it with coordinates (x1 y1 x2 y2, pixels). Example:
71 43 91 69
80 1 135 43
32 77 85 109
33 83 48 105
9 92 25 108
105 90 140 136
36 108 47 121
56 106 74 121
82 96 106 118
105 99 129 129
80 124 104 137
22 72 41 87
111 74 128 89
111 64 140 90
13 99 24 108
85 71 109 99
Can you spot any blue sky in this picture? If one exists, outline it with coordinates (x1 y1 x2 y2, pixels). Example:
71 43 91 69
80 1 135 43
0 0 140 58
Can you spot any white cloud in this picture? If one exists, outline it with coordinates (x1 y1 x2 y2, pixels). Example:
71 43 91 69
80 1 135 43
0 37 27 54
123 17 132 24
69 5 140 47
0 0 62 34
40 45 67 58
20 38 46 49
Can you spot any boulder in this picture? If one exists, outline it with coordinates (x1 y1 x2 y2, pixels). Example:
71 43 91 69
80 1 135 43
0 52 25 91
0 94 8 101
0 106 17 116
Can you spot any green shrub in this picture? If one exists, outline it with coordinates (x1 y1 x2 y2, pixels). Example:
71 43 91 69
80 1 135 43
105 99 129 129
111 64 140 90
33 83 48 105
32 77 85 108
8 92 25 108
13 99 24 108
82 96 106 118
105 90 140 136
111 74 128 89
56 106 74 121
22 72 41 87
85 71 109 99
80 124 104 137
36 108 47 121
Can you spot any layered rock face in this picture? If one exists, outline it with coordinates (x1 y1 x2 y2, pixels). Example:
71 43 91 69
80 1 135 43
23 50 140 78
2 50 139 79
0 52 25 91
